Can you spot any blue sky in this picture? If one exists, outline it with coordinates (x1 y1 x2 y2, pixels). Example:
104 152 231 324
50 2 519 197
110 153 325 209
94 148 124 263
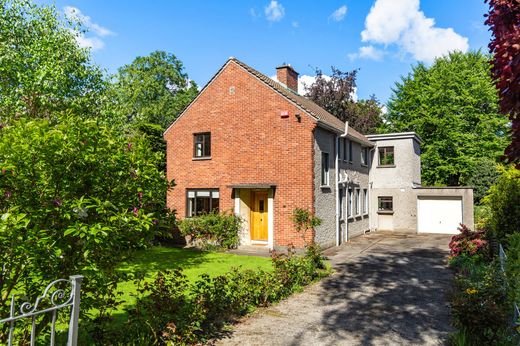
45 0 491 104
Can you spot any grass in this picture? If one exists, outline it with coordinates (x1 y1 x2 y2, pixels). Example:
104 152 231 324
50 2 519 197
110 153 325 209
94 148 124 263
115 246 273 309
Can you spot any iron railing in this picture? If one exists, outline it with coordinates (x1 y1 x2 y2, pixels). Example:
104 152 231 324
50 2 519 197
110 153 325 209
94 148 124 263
498 244 520 330
0 275 83 346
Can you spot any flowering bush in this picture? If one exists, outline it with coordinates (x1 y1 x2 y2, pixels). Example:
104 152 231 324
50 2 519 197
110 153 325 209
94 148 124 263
448 224 489 263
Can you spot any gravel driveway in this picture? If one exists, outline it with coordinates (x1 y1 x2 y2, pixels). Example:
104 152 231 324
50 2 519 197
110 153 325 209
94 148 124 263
216 232 454 346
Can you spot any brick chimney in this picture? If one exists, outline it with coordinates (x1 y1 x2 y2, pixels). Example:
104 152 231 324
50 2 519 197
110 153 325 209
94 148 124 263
276 64 299 93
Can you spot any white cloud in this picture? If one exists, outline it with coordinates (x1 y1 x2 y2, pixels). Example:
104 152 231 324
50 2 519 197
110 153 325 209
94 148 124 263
360 0 468 63
64 6 114 51
348 45 385 61
330 5 347 22
75 34 105 51
265 1 285 22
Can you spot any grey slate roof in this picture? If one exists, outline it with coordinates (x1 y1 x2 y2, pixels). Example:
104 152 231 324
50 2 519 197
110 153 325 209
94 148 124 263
230 58 372 146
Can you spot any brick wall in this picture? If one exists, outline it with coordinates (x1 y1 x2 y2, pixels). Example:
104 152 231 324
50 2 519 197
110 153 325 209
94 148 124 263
164 60 317 247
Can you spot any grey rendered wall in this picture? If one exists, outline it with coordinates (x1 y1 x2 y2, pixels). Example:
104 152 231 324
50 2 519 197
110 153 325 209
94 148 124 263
338 140 370 239
313 127 337 249
369 136 421 232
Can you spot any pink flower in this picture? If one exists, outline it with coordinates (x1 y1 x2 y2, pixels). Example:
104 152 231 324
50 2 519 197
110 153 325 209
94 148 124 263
133 206 139 217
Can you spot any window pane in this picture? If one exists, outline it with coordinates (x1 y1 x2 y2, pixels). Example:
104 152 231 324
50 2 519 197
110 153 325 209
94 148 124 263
321 153 329 185
378 196 393 211
196 197 210 215
379 147 394 165
347 189 352 217
197 191 210 197
204 133 211 157
349 141 353 161
211 197 219 213
188 197 195 217
343 140 348 160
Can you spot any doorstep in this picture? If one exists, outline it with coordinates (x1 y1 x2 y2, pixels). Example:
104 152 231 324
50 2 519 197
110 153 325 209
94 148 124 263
227 244 272 258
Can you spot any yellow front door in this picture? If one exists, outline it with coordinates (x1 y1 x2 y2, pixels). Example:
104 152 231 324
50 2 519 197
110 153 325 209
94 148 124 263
251 191 268 241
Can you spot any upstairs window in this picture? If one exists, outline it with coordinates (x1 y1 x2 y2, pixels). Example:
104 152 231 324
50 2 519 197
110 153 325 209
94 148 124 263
321 152 330 186
193 132 211 158
348 140 353 162
378 146 394 166
343 139 348 161
187 189 219 217
361 147 369 166
378 196 393 212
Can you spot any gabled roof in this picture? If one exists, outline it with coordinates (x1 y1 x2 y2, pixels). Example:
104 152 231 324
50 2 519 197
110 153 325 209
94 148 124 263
164 57 372 146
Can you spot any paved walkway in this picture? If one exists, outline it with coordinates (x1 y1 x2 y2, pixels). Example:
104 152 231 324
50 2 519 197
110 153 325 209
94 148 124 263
216 232 454 346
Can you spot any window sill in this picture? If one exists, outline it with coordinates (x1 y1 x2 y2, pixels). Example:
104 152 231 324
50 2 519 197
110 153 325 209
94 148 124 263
377 210 394 215
377 164 395 168
361 164 368 167
320 185 331 189
192 156 212 161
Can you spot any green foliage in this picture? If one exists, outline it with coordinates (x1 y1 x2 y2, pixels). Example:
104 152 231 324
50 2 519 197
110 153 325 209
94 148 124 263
0 115 171 341
178 211 242 249
482 165 520 242
384 51 509 186
291 207 322 245
465 158 501 204
450 261 513 345
115 248 329 345
505 233 520 309
107 50 198 130
303 67 383 134
0 0 105 121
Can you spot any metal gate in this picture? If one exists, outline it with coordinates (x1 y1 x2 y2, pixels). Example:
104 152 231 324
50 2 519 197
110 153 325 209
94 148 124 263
0 275 83 346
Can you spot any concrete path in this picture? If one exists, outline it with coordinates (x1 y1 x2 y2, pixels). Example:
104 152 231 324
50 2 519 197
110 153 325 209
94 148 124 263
216 232 454 346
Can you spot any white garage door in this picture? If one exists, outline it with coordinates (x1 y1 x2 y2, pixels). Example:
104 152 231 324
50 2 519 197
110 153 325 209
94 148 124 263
417 197 462 234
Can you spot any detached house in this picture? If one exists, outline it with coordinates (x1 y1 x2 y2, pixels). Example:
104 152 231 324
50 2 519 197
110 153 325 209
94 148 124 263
164 58 474 250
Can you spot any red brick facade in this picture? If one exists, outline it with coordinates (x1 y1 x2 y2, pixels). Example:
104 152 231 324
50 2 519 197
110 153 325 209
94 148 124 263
164 60 318 247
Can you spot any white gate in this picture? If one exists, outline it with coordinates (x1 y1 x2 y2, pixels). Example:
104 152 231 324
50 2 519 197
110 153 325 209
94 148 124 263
0 275 83 346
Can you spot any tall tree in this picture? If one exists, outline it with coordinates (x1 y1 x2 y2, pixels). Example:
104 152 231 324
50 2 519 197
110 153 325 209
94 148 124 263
384 51 509 186
304 67 383 134
108 51 198 130
0 0 105 121
485 0 520 166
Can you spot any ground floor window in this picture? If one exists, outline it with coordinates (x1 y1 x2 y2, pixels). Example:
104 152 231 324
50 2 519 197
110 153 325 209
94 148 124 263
347 188 353 217
187 189 219 216
378 196 393 212
355 189 361 215
363 188 368 214
339 188 344 220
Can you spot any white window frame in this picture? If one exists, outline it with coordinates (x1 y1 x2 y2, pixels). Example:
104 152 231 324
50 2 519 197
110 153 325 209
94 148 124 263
355 188 361 216
339 188 344 220
187 189 219 217
363 188 368 215
347 188 353 218
321 152 330 187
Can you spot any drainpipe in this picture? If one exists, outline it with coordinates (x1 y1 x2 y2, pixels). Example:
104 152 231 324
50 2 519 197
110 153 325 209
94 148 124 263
335 134 340 246
336 122 349 245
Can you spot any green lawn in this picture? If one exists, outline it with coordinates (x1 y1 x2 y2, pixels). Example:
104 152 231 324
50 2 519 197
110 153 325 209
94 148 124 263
115 246 273 309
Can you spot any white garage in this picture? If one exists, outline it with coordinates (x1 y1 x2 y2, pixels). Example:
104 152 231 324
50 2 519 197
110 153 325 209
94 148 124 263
417 196 462 234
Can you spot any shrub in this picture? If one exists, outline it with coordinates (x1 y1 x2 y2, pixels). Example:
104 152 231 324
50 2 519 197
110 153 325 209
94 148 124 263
291 207 322 245
448 224 489 265
178 211 242 249
119 246 330 345
482 165 520 243
506 233 520 309
450 261 512 345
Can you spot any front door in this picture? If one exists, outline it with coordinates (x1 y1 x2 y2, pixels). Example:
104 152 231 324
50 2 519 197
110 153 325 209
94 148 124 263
251 191 268 241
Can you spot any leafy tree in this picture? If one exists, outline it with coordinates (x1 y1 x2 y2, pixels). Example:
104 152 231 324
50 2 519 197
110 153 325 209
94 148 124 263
485 0 520 166
465 158 501 204
384 51 509 186
482 165 520 242
0 115 171 340
108 51 198 130
304 67 383 134
0 0 105 121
